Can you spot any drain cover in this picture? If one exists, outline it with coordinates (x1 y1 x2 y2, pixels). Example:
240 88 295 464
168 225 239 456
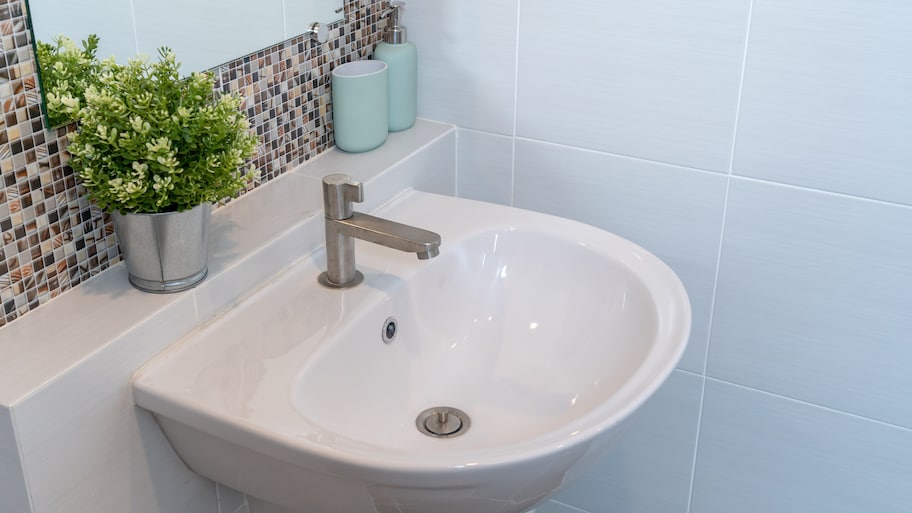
416 407 470 438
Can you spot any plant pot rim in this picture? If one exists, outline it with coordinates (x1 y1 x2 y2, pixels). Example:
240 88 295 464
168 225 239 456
113 202 211 217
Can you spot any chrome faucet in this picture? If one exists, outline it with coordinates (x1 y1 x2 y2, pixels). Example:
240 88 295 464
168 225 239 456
318 174 441 288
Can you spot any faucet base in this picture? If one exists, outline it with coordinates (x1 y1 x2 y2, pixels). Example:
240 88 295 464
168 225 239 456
317 270 364 289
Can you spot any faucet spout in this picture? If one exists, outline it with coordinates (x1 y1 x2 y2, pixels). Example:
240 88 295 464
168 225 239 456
318 174 442 288
332 212 441 257
417 247 440 260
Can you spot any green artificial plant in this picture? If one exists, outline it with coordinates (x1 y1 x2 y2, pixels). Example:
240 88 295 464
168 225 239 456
39 36 259 213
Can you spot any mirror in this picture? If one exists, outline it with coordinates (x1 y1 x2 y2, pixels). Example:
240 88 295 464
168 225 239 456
26 0 344 126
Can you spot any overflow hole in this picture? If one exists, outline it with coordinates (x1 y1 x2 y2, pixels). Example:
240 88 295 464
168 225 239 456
382 317 397 343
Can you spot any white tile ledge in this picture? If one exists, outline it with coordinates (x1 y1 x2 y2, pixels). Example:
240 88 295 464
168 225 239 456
0 119 456 407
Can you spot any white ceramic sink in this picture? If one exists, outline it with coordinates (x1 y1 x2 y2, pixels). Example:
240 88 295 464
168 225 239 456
133 190 690 513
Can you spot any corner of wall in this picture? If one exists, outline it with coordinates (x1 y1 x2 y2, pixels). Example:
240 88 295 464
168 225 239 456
0 406 32 513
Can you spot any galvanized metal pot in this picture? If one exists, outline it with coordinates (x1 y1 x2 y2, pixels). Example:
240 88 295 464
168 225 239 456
111 203 211 293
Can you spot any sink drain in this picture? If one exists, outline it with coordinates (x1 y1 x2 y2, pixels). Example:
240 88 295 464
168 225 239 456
416 407 470 438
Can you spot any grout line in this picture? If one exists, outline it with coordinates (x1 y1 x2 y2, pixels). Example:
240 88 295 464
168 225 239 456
509 135 912 210
686 2 755 507
548 499 592 513
705 376 912 434
727 0 755 175
731 175 912 210
128 0 140 56
455 127 514 139
683 59 739 513
700 178 732 377
191 291 201 323
675 367 704 379
232 499 249 513
514 135 729 178
510 0 522 207
510 134 517 207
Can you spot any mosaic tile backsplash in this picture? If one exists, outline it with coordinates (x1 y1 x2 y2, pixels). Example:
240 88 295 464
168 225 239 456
0 0 387 328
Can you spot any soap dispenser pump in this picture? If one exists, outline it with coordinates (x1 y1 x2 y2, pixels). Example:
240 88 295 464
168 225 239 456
373 1 417 132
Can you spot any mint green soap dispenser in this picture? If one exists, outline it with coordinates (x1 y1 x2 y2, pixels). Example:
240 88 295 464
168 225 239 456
374 1 417 132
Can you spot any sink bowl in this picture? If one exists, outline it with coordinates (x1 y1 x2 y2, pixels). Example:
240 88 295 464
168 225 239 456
133 190 690 513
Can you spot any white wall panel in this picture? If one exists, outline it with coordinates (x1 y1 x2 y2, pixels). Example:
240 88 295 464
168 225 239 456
709 179 912 428
516 0 750 172
734 0 912 206
692 380 912 513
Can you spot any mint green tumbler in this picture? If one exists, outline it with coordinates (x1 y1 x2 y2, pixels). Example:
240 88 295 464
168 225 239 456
331 61 389 153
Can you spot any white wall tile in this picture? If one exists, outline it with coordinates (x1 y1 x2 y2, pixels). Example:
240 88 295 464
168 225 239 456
300 119 457 211
132 0 285 71
344 127 456 211
692 380 912 513
13 295 217 513
516 0 750 172
708 179 912 428
514 139 727 373
457 129 513 206
407 0 519 135
733 0 912 206
552 370 702 513
0 408 30 513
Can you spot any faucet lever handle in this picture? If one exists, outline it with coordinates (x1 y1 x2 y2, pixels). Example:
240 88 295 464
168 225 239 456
343 180 363 204
323 173 363 220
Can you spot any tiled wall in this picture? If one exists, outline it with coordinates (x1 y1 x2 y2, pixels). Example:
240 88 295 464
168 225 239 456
410 0 912 512
0 0 387 328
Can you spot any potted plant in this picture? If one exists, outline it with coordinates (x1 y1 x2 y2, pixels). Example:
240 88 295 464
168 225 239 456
39 38 259 292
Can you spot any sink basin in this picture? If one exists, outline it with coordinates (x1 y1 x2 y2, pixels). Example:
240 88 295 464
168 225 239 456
133 190 690 513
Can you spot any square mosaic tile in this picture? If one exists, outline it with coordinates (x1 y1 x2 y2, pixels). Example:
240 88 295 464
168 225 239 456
0 0 388 327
